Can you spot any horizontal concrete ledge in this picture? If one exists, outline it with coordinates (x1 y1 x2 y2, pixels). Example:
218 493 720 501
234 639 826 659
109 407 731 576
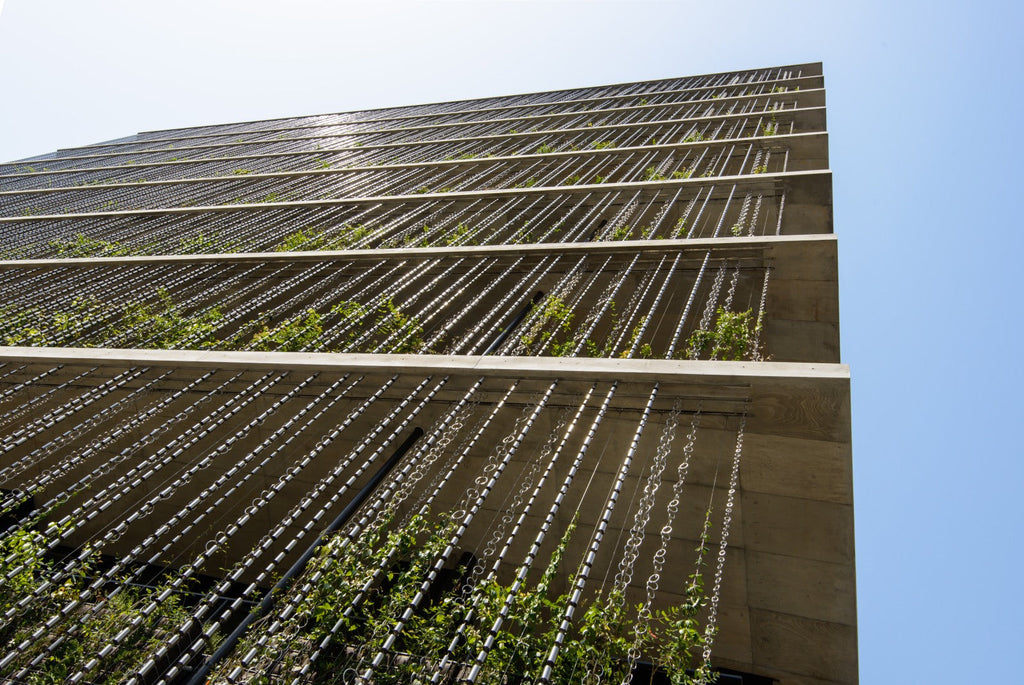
0 169 831 222
0 233 837 269
0 346 851 442
0 346 848 383
0 132 828 196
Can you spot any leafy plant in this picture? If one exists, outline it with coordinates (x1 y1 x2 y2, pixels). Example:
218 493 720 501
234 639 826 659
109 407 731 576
1 296 102 346
4 582 189 683
331 298 429 353
591 140 616 149
536 144 556 154
644 166 667 181
179 232 239 253
250 309 324 351
0 523 190 683
209 501 716 684
611 224 633 241
444 222 477 246
552 588 637 684
619 316 649 357
48 234 138 258
274 225 371 252
121 288 224 348
685 307 761 360
0 528 53 618
519 294 574 353
655 577 714 685
652 507 716 685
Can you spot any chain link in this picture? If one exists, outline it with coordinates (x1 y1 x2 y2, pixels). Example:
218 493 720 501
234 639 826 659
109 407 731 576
687 262 727 359
622 404 702 677
701 414 746 665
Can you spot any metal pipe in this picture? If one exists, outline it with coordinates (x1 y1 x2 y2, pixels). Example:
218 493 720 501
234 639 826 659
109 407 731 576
482 290 544 355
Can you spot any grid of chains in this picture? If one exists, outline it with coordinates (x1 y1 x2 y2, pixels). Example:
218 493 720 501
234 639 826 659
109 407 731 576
1 65 808 177
0 251 770 361
0 363 747 684
0 179 790 258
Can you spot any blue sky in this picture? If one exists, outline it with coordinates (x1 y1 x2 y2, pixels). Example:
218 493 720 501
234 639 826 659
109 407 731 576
1 1 1021 681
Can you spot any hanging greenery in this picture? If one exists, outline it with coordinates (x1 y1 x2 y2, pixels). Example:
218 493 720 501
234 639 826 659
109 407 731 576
619 316 653 359
48 234 141 258
0 291 429 355
685 307 762 361
273 224 371 251
249 308 325 352
519 294 575 355
0 524 190 684
121 287 224 348
212 503 717 683
655 572 715 685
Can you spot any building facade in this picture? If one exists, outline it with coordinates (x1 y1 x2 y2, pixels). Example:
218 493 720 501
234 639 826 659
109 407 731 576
0 62 854 684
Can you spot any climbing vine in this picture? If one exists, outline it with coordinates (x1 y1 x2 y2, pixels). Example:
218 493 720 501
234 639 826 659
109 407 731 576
685 307 762 361
218 508 716 683
273 224 371 251
519 294 575 355
0 525 190 684
1 292 429 354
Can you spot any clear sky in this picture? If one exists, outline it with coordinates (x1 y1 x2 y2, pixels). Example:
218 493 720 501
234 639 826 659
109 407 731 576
2 1 1021 681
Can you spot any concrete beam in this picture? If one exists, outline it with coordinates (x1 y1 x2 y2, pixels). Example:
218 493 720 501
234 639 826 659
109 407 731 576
0 169 831 222
0 346 847 382
0 233 837 269
0 347 849 443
